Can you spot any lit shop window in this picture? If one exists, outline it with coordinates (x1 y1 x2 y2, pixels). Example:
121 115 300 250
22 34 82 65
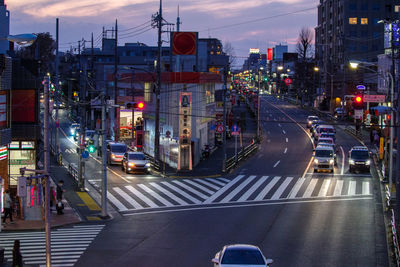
361 18 368 25
349 17 357 24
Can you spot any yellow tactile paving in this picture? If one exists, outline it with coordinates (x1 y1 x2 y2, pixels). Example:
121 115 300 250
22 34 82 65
77 192 101 211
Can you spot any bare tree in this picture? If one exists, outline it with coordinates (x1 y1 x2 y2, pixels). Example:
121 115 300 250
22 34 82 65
296 27 314 60
223 41 237 67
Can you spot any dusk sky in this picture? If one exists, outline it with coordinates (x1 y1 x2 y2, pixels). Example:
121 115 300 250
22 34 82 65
7 0 317 68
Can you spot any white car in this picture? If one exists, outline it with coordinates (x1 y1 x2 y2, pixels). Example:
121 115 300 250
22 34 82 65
212 244 273 267
306 115 319 128
314 145 336 173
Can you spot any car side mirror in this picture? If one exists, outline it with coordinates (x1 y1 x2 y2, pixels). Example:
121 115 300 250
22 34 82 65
266 259 274 265
211 258 219 264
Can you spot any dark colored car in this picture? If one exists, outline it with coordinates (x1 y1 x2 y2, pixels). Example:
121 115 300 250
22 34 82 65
348 146 370 173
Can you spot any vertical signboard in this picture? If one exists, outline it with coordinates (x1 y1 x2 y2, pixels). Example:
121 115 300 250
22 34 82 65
267 48 273 61
178 92 192 170
0 92 6 127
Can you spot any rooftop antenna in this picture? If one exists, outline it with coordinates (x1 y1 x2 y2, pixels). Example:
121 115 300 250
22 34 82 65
177 5 181 32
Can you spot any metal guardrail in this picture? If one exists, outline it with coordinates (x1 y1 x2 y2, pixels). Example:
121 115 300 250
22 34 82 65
68 163 78 181
225 142 258 172
143 152 161 172
391 209 400 266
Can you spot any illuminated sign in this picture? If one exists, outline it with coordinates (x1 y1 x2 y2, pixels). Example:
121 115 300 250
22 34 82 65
249 48 260 54
0 146 7 160
267 48 273 61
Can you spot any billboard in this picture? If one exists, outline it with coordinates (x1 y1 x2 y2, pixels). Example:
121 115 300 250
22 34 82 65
267 48 273 61
12 90 36 123
172 32 197 55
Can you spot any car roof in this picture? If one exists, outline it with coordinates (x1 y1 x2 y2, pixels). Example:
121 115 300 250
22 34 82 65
307 115 319 119
317 124 334 128
318 137 333 142
224 244 260 251
127 151 144 155
351 146 368 151
315 145 334 150
109 142 127 146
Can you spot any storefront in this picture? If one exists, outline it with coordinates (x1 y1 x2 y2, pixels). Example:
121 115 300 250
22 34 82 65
8 141 36 186
119 109 143 140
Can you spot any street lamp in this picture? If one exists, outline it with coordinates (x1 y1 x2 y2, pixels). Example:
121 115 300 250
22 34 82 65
314 67 334 112
350 60 394 190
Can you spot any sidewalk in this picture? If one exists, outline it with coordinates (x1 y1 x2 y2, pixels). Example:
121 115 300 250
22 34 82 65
162 98 257 178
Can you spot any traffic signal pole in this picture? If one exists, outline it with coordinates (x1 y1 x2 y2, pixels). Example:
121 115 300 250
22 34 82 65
101 91 108 218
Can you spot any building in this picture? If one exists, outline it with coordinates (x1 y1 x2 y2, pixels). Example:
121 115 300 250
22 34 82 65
315 0 399 102
0 0 9 54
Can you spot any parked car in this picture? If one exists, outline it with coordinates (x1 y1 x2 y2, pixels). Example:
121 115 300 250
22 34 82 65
348 146 370 173
107 142 128 165
122 152 150 174
306 115 319 128
212 244 273 267
334 107 345 118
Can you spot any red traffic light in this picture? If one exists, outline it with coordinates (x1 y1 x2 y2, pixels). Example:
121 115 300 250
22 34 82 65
388 114 391 120
355 96 362 103
137 102 145 109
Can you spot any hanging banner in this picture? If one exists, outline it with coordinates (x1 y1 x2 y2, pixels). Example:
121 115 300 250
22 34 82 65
17 176 27 197
0 146 7 160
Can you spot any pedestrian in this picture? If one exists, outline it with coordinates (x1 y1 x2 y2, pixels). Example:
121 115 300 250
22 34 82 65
2 189 13 224
56 180 65 215
12 239 23 267
374 132 380 147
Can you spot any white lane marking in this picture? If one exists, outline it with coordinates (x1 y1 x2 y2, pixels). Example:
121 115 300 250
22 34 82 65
284 148 287 154
305 173 371 177
221 175 257 203
318 179 331 197
123 197 373 216
362 181 370 195
348 180 356 196
172 180 209 199
182 180 215 195
278 123 282 127
161 182 202 204
283 130 286 134
137 184 173 206
194 179 221 190
149 182 187 205
254 176 281 201
107 191 128 211
286 138 288 142
302 179 318 198
271 177 293 200
287 178 306 198
302 157 315 179
333 180 344 196
125 185 158 208
238 176 269 202
340 146 345 175
206 178 227 187
113 187 143 209
219 178 231 183
204 175 245 204
273 160 280 168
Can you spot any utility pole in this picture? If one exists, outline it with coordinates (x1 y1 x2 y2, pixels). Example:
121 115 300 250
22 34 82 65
78 40 85 191
113 20 118 141
154 0 162 162
43 75 52 267
55 18 60 161
222 65 228 172
101 90 108 218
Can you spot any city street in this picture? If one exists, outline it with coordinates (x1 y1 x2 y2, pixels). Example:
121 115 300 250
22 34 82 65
72 96 387 266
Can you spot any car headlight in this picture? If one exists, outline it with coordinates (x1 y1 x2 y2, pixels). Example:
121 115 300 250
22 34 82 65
85 137 89 141
366 160 370 165
314 159 318 164
145 162 151 167
128 162 135 167
70 129 75 134
349 159 355 165
329 159 334 165
308 121 312 124
111 154 115 159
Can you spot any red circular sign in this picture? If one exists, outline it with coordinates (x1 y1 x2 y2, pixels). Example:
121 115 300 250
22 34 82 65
216 125 225 133
284 78 292 85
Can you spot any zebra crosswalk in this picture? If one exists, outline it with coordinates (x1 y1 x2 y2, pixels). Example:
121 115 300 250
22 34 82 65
107 175 373 212
0 224 104 267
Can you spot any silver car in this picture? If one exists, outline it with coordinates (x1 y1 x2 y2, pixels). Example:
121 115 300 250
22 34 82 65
122 152 151 174
107 142 127 165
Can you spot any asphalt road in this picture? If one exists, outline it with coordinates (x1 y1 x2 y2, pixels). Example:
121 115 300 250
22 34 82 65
68 95 387 266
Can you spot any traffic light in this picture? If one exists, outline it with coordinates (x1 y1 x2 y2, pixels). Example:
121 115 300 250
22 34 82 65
264 77 268 82
88 144 96 153
125 102 145 110
353 95 364 109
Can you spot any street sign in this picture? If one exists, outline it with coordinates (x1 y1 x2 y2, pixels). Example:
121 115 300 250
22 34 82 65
356 85 366 90
55 120 60 128
354 109 363 119
82 150 89 159
216 125 225 133
364 95 386 103
232 125 240 136
284 78 292 85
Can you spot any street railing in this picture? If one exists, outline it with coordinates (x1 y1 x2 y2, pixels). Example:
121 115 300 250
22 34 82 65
143 152 161 173
68 163 79 182
225 142 258 172
390 209 400 266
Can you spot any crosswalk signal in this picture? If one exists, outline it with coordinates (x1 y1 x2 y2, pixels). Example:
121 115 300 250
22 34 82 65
88 144 96 153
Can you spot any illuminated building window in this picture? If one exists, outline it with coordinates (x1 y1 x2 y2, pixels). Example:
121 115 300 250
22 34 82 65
361 18 368 25
349 17 357 24
210 51 214 55
144 82 152 102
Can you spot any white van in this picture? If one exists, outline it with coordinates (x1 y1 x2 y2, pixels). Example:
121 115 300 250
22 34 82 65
314 125 335 141
314 145 336 172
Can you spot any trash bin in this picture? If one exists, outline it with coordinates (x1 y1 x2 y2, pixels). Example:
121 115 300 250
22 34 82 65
0 247 4 264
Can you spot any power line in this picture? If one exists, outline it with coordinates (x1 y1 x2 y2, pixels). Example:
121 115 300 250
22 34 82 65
119 20 152 33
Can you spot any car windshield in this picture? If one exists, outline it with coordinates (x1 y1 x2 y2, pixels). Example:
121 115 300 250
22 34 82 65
128 154 146 160
221 249 265 265
351 150 369 160
111 145 127 153
315 149 333 157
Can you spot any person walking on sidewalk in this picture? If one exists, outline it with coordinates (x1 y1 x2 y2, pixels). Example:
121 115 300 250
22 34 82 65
3 189 13 224
56 180 65 215
12 239 23 267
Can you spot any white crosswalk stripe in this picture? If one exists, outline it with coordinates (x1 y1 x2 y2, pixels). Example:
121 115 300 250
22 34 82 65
0 224 104 267
108 175 373 212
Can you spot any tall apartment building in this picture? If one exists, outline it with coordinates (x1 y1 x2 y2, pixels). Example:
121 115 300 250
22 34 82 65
315 0 399 99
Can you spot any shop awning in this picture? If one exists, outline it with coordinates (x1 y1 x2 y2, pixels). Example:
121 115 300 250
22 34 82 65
370 105 392 115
